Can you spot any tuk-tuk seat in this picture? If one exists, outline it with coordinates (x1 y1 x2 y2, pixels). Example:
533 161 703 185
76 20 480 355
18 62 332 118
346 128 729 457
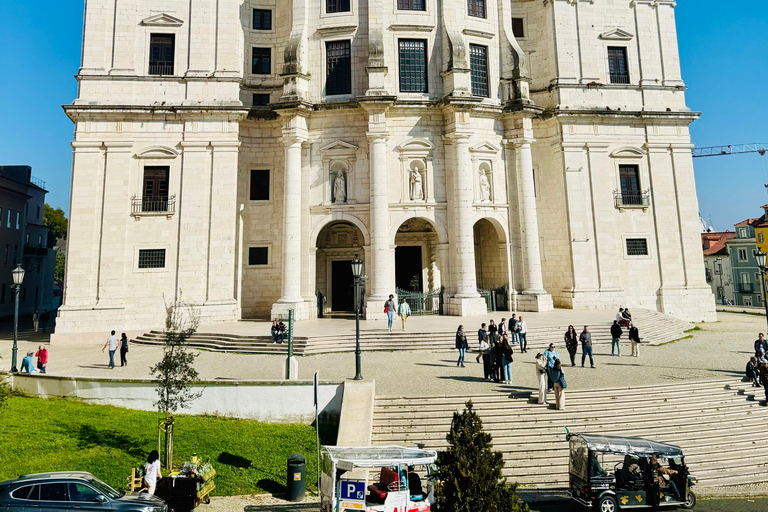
367 467 399 502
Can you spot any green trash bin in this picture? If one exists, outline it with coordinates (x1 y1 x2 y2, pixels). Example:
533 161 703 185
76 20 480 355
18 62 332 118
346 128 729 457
287 453 306 501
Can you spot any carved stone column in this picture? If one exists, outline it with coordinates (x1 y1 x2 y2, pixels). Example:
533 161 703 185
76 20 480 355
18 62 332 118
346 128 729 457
365 131 390 314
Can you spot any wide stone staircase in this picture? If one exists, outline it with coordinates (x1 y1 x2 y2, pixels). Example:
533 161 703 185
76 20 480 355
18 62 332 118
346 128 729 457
131 309 691 355
371 379 768 489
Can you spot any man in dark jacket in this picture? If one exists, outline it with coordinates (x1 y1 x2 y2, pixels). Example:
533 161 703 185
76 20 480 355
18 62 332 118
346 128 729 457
610 320 623 357
754 333 768 358
580 326 594 368
629 325 641 357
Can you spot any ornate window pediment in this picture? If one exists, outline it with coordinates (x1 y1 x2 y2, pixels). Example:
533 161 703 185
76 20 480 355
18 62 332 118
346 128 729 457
599 28 634 41
141 13 184 27
610 146 646 158
320 140 358 153
135 146 179 159
469 140 501 154
396 138 434 153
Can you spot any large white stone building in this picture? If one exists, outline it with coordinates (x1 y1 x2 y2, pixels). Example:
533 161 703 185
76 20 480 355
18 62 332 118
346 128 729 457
57 0 716 339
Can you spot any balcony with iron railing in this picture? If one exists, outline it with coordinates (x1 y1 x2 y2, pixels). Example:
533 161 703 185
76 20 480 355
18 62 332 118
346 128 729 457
131 195 176 218
30 176 46 189
610 73 630 84
614 190 650 211
148 62 174 76
738 282 754 293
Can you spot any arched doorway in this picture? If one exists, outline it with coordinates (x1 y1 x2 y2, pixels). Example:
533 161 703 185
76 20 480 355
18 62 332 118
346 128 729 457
316 222 365 315
473 218 510 310
394 218 442 293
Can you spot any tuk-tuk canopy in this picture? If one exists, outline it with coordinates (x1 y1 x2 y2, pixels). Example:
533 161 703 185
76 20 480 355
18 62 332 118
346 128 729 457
569 433 684 458
322 446 438 469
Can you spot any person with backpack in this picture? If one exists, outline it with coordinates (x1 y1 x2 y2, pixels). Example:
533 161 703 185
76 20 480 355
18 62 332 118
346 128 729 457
610 320 623 356
455 325 468 367
551 359 567 410
384 295 396 332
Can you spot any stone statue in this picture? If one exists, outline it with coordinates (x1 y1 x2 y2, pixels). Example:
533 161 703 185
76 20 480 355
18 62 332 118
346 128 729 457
410 168 424 201
479 170 491 202
333 171 346 203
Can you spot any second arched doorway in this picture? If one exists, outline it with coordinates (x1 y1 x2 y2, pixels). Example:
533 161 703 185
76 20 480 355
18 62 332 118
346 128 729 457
315 221 365 315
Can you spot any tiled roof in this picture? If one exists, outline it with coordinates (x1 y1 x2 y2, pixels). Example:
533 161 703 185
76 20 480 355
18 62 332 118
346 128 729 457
735 218 759 227
702 231 736 256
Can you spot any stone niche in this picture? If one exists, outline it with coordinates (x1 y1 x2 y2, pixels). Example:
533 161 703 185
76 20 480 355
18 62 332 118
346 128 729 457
320 140 359 205
470 141 501 204
396 138 435 204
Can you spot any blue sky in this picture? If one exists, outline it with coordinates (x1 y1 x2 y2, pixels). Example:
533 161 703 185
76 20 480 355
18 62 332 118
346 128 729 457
0 1 766 230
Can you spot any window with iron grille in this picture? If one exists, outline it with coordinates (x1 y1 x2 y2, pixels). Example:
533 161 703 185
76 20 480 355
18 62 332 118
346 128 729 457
608 46 629 84
249 247 269 265
626 238 648 256
327 0 351 13
149 34 175 75
253 9 272 30
326 41 351 95
398 40 428 92
467 0 485 18
397 0 425 10
469 44 489 97
252 47 271 74
512 18 525 38
250 170 270 200
138 249 166 269
253 93 270 106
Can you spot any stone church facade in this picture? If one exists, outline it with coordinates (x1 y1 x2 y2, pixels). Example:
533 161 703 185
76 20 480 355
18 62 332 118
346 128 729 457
56 0 715 338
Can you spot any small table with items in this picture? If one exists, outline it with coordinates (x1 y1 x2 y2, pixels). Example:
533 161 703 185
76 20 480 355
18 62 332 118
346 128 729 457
155 460 216 512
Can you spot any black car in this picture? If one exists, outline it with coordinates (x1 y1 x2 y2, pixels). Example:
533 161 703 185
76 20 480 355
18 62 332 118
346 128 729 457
0 471 167 512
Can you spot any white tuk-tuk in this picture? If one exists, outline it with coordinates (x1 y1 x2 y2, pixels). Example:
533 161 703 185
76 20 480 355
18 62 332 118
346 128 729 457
320 446 438 512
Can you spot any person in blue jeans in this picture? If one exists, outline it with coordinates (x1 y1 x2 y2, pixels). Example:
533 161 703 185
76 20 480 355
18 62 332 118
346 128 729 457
384 294 396 332
455 325 468 367
610 320 622 356
543 343 560 390
580 325 595 368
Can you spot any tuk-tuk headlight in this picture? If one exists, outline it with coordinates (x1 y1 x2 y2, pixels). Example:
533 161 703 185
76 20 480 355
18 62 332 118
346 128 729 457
688 474 698 483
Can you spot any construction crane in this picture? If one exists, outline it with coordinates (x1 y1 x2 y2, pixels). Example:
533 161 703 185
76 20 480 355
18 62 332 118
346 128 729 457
692 143 768 158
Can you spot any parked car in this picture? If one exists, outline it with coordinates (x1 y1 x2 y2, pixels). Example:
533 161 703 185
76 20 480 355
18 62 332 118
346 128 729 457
0 471 167 512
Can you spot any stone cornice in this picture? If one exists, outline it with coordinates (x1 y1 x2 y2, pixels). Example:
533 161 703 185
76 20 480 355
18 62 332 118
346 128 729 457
62 104 248 123
540 108 700 122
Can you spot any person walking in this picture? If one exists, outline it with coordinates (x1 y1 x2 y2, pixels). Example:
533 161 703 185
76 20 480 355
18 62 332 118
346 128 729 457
629 324 641 357
120 333 129 367
455 325 468 367
384 294 397 332
610 320 623 356
543 342 559 391
32 309 39 333
551 359 566 410
580 325 594 368
398 298 411 331
535 353 548 405
143 450 162 495
102 330 121 369
509 314 518 346
35 345 48 373
40 309 50 333
500 337 514 384
476 323 488 363
755 333 768 358
518 316 528 353
564 325 578 367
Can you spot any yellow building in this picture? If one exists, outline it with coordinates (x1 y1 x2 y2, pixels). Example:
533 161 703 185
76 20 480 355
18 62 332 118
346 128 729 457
755 204 768 255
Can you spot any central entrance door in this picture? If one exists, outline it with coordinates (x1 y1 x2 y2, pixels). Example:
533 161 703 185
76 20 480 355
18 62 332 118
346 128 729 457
331 260 354 312
395 246 423 291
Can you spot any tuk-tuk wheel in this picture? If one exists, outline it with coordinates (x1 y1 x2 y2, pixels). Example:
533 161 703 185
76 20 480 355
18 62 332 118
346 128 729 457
681 490 696 509
595 495 618 512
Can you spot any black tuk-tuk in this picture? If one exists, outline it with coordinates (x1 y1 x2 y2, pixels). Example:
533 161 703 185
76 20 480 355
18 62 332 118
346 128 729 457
567 433 697 512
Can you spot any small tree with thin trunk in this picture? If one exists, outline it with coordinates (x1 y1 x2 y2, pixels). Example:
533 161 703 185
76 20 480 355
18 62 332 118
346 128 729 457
150 298 202 468
436 401 529 512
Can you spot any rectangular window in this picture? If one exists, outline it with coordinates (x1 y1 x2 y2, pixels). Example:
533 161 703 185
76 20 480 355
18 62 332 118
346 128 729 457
248 247 269 265
6 210 10 228
3 244 7 265
397 0 425 10
252 47 271 74
738 248 748 261
716 287 724 300
142 166 170 212
619 164 641 205
148 34 175 75
252 93 270 106
13 245 17 264
327 0 351 13
608 46 629 84
512 18 525 38
253 9 272 30
759 232 765 243
744 296 753 306
326 40 352 95
0 284 5 305
469 44 489 97
15 211 20 229
467 0 485 18
398 40 428 93
756 272 762 281
36 206 40 219
138 249 166 269
250 170 270 201
38 235 42 246
25 234 29 244
626 238 648 256
740 228 747 238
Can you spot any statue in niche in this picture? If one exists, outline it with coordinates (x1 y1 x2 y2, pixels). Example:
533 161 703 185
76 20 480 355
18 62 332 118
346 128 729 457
333 170 347 203
479 169 492 202
409 167 424 201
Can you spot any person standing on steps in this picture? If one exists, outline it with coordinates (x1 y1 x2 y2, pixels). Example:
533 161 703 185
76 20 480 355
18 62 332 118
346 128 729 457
102 330 120 369
564 325 578 367
759 361 768 405
384 294 397 332
580 325 595 368
480 331 493 380
455 325 468 367
500 336 514 384
35 345 48 373
32 309 39 333
398 298 411 331
517 316 528 353
490 331 503 382
509 314 518 346
551 359 566 410
629 323 641 357
610 320 623 356
535 353 548 405
543 342 559 392
120 332 129 367
476 323 488 363
40 309 50 333
498 317 507 342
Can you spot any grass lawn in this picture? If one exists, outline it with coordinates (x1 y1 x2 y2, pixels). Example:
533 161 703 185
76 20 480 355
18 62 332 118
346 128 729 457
0 394 318 496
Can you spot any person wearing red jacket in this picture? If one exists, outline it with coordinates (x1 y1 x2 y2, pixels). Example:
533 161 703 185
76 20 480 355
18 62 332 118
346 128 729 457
35 344 48 373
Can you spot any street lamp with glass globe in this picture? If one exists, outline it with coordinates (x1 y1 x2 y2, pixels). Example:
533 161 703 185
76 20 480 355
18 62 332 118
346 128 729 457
350 255 365 381
755 250 768 332
10 264 25 372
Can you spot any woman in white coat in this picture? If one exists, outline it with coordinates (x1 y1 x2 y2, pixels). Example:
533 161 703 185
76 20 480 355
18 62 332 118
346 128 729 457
535 353 548 405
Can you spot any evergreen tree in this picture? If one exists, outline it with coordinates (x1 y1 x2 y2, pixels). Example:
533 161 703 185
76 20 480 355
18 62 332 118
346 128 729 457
436 401 528 512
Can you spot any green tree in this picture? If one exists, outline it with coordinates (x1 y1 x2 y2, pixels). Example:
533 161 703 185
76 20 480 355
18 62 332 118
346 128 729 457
43 204 68 241
436 401 529 512
54 251 65 283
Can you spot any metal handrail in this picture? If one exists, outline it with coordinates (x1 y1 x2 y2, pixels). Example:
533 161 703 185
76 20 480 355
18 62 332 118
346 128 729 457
614 190 650 208
148 62 174 76
30 176 46 189
609 73 630 84
131 195 176 214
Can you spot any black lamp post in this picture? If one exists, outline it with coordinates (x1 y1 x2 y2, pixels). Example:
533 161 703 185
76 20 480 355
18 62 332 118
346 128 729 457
351 255 364 381
716 256 724 305
10 264 25 373
755 250 768 332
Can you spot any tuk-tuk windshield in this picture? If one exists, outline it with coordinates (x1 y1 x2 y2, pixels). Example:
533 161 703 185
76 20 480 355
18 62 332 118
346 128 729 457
569 436 589 481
